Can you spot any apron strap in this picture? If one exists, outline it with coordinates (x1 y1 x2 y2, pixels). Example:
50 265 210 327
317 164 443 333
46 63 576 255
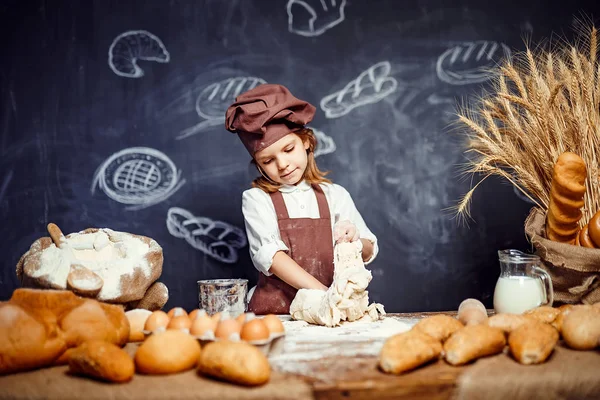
312 184 331 220
269 190 290 220
269 184 331 220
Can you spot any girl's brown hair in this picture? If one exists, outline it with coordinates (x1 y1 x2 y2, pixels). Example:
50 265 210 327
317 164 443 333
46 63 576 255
251 128 332 193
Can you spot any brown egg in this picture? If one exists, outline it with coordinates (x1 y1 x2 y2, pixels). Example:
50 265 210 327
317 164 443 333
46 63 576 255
262 314 285 335
190 313 217 337
144 310 170 331
235 313 247 325
167 307 188 319
240 318 270 342
167 315 192 330
188 308 203 321
214 318 241 340
211 312 222 323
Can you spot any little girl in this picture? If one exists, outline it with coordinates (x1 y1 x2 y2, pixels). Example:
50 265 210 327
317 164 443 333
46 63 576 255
225 84 379 315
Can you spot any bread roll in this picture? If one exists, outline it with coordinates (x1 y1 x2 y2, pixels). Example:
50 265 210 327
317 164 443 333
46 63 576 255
546 152 586 244
197 341 270 386
588 210 600 247
561 307 600 350
457 299 488 325
378 330 442 374
0 304 66 374
508 321 558 364
578 225 597 248
135 330 201 374
125 309 152 342
487 313 530 333
412 315 463 342
523 306 560 324
443 325 506 366
68 340 135 382
551 304 576 333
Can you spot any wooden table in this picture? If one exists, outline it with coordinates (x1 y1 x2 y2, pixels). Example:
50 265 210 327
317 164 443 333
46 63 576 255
1 312 599 400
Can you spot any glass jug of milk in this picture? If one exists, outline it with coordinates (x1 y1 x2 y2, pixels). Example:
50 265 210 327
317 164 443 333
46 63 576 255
493 249 554 314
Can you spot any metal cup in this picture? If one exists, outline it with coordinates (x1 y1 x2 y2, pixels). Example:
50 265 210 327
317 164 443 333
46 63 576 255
197 279 248 317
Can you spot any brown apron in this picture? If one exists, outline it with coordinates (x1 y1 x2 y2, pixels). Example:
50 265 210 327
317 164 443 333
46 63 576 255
248 184 334 315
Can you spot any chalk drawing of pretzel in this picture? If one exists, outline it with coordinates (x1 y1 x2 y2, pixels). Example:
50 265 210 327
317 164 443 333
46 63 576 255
320 61 397 119
166 207 247 264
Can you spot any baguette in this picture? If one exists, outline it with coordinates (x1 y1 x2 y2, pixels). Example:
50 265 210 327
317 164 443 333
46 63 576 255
546 152 586 244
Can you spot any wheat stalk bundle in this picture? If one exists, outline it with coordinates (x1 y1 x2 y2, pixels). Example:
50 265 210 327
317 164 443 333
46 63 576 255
454 23 600 227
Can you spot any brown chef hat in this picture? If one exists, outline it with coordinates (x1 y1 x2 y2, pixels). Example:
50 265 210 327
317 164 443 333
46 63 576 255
225 84 316 156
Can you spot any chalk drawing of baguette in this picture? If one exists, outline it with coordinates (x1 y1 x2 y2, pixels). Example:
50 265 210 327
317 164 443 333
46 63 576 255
436 41 511 85
166 207 247 264
177 76 266 140
320 61 397 119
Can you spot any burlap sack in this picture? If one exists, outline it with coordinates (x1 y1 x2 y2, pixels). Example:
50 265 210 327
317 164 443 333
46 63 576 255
524 207 600 304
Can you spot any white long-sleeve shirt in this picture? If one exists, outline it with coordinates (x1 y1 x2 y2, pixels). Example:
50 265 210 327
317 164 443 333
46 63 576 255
241 180 379 276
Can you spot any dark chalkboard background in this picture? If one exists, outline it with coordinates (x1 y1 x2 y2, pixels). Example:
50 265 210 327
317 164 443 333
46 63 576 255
1 0 598 312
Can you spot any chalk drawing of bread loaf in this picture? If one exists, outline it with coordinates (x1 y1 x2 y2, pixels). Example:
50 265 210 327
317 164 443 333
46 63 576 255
546 152 587 244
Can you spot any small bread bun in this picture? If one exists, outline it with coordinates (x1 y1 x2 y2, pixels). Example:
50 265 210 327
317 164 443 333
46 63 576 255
508 321 558 365
561 307 600 350
578 225 597 248
68 340 135 383
588 210 600 247
412 315 463 342
135 330 201 375
197 341 270 386
378 330 442 374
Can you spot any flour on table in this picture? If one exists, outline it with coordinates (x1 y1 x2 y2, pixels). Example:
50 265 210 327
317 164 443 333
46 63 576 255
35 229 150 300
289 242 385 327
269 316 414 377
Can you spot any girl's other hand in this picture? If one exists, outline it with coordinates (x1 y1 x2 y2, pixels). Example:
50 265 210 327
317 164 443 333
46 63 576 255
333 220 360 244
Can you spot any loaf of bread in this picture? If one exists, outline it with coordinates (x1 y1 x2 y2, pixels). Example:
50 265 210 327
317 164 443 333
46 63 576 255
546 152 587 244
561 306 600 350
551 304 576 333
508 321 559 364
135 330 201 374
443 325 506 366
0 289 129 375
378 330 442 374
197 340 271 386
412 315 463 342
487 313 530 333
68 340 135 382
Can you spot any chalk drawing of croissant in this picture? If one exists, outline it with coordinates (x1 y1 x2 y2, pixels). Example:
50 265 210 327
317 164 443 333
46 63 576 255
320 61 397 119
108 30 170 78
166 207 247 264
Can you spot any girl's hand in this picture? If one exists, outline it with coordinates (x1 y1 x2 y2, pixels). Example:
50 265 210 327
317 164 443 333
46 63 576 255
333 220 360 244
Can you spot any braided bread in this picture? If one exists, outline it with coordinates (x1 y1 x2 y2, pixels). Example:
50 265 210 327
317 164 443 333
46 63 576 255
546 152 587 244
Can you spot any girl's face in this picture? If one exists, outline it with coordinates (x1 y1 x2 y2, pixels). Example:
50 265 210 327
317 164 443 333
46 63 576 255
254 133 310 185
